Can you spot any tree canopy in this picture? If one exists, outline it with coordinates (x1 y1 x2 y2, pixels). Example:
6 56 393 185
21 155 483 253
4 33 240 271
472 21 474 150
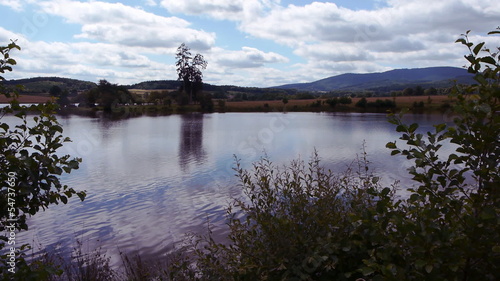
175 43 207 104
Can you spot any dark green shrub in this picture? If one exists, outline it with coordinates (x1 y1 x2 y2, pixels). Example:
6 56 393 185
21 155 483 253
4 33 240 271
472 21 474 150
184 151 387 280
355 97 367 108
199 93 214 112
381 28 500 280
338 96 352 104
325 97 338 108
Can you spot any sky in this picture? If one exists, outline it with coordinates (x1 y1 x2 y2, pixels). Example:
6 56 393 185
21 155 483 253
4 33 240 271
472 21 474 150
0 0 499 87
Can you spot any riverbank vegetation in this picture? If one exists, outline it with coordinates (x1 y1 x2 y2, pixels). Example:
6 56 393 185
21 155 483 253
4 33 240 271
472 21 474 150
1 27 499 280
1 94 455 116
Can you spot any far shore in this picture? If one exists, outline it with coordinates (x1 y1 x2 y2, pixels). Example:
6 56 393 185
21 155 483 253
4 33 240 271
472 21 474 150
1 94 453 115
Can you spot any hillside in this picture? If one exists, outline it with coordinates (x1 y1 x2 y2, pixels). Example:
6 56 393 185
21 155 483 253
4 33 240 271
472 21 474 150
3 67 476 99
4 77 96 95
275 66 474 92
126 80 181 90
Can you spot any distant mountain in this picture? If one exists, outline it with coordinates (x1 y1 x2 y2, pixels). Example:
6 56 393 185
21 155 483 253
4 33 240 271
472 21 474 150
126 80 181 90
275 67 475 92
5 66 476 98
126 80 298 97
4 77 96 95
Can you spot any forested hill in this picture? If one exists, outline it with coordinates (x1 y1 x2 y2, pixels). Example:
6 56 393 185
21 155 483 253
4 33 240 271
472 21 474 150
5 66 475 97
127 80 298 96
3 77 96 95
126 80 181 90
275 66 475 92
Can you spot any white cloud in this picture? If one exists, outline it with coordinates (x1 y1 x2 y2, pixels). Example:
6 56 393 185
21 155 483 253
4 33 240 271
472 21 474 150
160 0 278 21
2 0 500 87
144 0 157 7
38 0 216 50
0 0 24 11
231 0 500 83
0 27 175 84
212 47 288 68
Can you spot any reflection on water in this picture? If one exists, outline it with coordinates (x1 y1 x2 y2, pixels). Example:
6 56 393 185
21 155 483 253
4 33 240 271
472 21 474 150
179 113 206 172
11 112 451 266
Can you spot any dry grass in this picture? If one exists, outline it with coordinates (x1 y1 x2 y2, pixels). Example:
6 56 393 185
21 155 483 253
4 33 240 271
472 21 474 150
223 95 453 112
0 95 53 104
225 99 315 108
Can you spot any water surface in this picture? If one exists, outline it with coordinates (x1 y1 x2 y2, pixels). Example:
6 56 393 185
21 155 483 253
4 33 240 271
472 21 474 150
13 112 450 264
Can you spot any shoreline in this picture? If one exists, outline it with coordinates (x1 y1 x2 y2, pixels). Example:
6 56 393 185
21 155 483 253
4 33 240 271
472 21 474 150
1 95 453 116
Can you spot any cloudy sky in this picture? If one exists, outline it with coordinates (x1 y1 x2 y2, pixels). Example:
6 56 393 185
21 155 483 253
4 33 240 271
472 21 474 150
0 0 499 87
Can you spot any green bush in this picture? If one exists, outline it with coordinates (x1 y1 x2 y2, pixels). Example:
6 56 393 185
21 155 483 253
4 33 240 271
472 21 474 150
187 151 385 280
325 97 338 108
337 96 352 105
355 97 367 108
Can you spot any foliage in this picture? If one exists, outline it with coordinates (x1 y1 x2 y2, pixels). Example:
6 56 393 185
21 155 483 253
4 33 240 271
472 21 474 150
325 97 337 108
309 99 322 108
77 79 134 111
199 93 214 112
49 86 70 107
176 43 207 103
355 97 367 108
185 151 384 281
337 96 352 104
378 28 500 280
145 90 172 106
3 77 96 95
0 41 86 279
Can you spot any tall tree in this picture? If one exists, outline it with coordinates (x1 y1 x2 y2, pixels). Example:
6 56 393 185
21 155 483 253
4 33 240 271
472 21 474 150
175 43 207 103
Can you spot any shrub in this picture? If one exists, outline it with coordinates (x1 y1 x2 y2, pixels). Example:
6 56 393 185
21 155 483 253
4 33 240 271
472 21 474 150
325 97 338 108
337 96 352 105
355 97 367 108
183 150 388 280
381 28 500 279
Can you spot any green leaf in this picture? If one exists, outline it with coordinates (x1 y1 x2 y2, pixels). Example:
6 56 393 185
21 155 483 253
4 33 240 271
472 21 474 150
480 56 497 65
391 150 400 156
425 264 433 273
386 142 397 149
473 42 485 55
0 123 8 131
396 124 407 132
465 54 475 64
409 123 418 133
77 191 87 201
434 123 446 133
360 267 375 276
415 259 426 269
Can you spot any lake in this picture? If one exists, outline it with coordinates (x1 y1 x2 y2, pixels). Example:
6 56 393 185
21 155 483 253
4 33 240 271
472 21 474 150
14 112 452 266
